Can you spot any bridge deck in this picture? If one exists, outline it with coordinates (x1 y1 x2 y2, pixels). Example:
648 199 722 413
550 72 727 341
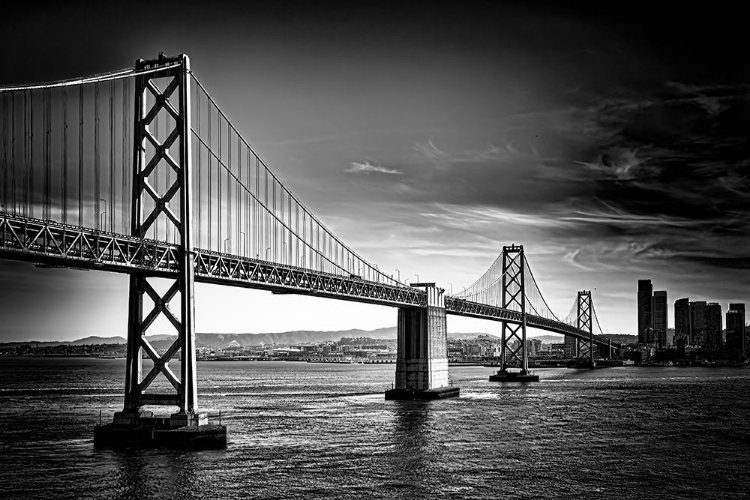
0 213 618 349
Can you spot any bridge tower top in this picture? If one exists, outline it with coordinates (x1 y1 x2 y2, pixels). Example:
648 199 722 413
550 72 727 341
503 243 523 253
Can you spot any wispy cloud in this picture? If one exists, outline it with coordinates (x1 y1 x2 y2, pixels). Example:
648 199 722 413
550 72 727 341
345 160 403 175
412 139 449 164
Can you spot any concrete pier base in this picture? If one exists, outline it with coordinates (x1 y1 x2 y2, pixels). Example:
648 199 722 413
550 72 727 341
385 386 460 400
94 411 227 449
388 285 460 400
489 370 540 382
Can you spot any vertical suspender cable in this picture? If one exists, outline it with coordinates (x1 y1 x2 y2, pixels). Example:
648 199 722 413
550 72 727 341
79 85 83 227
109 80 115 233
207 100 212 251
95 82 101 230
218 114 222 252
43 89 49 221
10 94 16 213
245 148 253 257
279 183 283 263
23 91 28 217
2 93 7 214
62 87 68 224
238 138 242 255
264 159 268 259
46 89 52 221
255 156 259 258
29 91 34 219
208 102 212 251
196 87 201 249
275 176 279 263
227 127 232 253
122 79 128 234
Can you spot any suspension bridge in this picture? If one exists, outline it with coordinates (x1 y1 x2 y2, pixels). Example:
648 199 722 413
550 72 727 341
0 54 620 447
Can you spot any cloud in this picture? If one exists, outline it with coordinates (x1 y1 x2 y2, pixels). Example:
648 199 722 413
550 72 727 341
345 160 403 175
412 139 449 164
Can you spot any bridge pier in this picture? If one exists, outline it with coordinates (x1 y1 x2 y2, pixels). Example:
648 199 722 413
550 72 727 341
386 284 460 400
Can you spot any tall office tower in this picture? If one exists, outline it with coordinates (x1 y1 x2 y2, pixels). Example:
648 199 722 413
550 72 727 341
705 303 723 347
730 303 746 315
690 301 707 346
726 303 746 355
637 280 653 344
652 291 668 347
674 298 691 344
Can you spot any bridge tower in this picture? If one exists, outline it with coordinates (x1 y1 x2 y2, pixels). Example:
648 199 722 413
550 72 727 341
576 290 596 368
386 284 460 400
95 54 225 447
489 244 538 382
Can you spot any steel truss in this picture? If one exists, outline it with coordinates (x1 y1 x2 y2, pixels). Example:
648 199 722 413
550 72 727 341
0 214 426 308
125 54 196 414
576 290 594 362
498 244 528 373
0 213 621 350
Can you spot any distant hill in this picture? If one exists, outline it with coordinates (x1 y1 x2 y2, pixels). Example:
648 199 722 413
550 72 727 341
528 334 564 344
599 334 637 345
148 328 400 350
68 336 127 345
0 336 126 348
0 328 578 349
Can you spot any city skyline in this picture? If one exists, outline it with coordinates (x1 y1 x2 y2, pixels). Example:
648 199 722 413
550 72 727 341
639 277 747 348
1 3 748 341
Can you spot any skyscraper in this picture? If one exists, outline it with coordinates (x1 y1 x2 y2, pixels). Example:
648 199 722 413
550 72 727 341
652 291 668 347
726 303 746 356
690 301 707 346
637 280 653 344
705 303 722 348
674 298 690 344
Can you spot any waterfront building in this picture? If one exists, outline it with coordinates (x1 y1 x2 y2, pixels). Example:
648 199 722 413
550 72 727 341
637 279 653 344
726 303 746 357
652 291 668 347
726 310 745 355
690 301 707 346
705 303 722 348
564 335 577 358
526 338 542 357
674 298 690 345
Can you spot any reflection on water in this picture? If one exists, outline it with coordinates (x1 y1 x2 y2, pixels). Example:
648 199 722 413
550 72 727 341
389 401 431 493
1 359 750 499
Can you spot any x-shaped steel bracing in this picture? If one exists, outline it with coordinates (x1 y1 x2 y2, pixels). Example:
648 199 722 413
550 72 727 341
577 291 593 360
500 245 529 373
124 54 197 414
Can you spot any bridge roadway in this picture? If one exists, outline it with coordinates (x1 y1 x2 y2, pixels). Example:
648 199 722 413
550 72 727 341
0 213 618 349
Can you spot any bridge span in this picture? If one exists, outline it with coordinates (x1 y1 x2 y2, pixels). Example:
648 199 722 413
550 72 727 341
1 54 620 447
0 212 620 350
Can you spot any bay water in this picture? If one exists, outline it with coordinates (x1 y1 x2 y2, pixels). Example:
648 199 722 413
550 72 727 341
1 358 749 499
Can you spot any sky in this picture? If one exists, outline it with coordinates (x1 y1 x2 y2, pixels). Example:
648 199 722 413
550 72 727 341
0 2 747 341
